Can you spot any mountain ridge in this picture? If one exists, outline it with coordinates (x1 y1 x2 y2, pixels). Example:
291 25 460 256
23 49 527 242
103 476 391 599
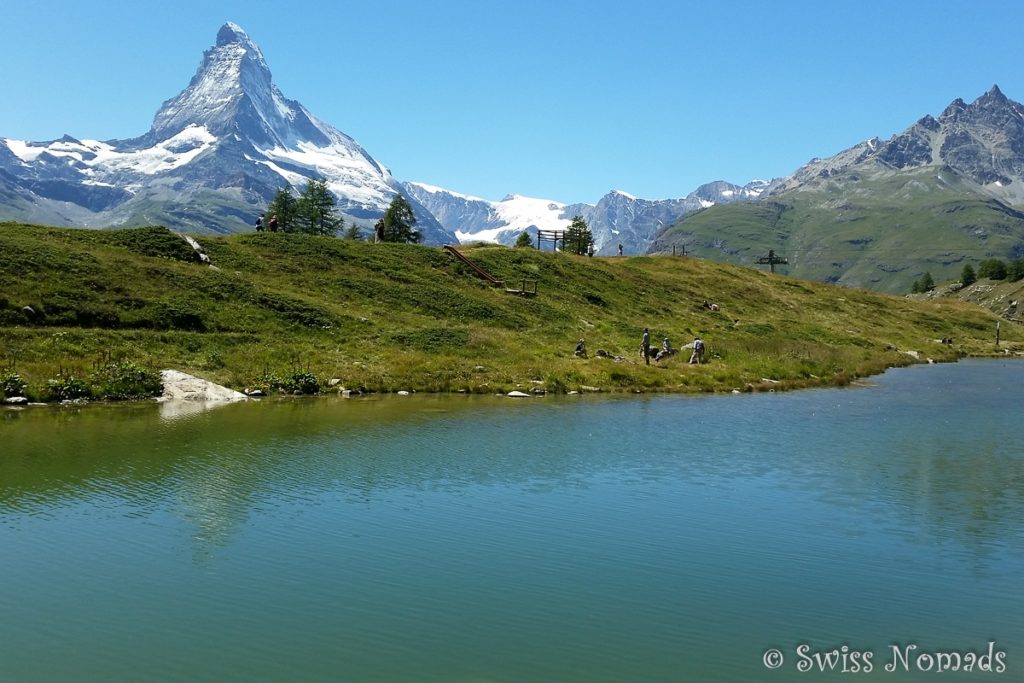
407 179 768 255
0 22 454 242
649 85 1024 292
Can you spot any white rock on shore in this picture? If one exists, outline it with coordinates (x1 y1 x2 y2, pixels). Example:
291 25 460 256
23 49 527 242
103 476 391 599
158 370 247 402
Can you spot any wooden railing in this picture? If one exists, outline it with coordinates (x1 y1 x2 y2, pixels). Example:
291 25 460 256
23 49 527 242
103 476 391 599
444 245 537 296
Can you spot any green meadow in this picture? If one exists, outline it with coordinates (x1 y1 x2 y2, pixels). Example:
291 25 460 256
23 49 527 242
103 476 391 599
1 223 1020 400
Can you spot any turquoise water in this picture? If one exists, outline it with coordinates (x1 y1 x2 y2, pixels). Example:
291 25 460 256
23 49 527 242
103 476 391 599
1 359 1022 681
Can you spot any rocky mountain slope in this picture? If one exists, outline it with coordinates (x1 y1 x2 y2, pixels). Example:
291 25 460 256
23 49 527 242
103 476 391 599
650 86 1024 293
406 180 767 255
0 23 454 243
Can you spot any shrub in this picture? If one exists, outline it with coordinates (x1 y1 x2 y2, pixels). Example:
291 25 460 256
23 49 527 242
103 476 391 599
961 263 977 287
251 371 284 394
91 361 163 400
978 258 1007 280
45 374 91 401
1 372 27 398
281 371 320 394
1008 259 1024 282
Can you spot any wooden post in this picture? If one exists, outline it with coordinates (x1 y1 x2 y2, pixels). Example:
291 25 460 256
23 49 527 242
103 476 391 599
996 320 1001 347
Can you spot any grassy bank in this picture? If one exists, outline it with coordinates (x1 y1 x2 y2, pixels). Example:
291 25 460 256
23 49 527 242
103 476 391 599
1 222 1021 400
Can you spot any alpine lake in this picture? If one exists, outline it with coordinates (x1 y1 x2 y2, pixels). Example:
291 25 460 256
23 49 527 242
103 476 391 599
2 359 1022 682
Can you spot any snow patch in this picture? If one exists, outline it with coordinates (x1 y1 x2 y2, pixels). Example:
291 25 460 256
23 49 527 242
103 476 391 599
407 181 485 202
86 125 216 175
5 139 46 162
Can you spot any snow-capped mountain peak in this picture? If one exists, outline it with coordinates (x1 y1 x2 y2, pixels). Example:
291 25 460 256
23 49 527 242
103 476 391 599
0 22 454 241
149 22 329 151
405 179 766 254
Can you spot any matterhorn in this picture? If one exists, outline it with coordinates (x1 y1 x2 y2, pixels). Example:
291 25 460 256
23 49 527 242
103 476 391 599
0 22 453 242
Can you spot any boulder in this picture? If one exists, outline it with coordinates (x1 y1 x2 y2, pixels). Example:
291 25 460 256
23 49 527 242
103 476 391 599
158 370 247 401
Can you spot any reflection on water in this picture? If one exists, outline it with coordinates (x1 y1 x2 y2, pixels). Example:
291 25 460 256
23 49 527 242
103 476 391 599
1 360 1023 681
157 397 243 421
4 367 1022 560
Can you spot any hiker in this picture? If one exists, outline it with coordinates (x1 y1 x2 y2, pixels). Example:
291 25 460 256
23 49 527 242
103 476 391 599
617 243 623 256
587 243 595 257
374 219 385 243
574 338 587 357
689 336 705 365
641 327 651 365
255 213 264 232
268 215 279 232
655 337 673 361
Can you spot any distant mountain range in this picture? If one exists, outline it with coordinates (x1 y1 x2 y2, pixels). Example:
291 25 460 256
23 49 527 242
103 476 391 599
649 85 1024 292
404 180 768 254
2 23 1023 293
0 22 769 252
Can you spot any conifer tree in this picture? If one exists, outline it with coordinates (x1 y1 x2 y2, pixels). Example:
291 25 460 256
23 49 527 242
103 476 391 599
295 179 343 236
266 185 298 233
515 230 533 248
961 263 977 287
564 215 593 255
381 194 421 243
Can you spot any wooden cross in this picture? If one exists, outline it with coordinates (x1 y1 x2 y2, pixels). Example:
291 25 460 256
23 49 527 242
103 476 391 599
757 249 788 273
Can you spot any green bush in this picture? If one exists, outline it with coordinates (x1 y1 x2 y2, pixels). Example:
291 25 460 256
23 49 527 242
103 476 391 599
45 374 92 401
281 371 320 394
1008 259 1024 283
978 258 1007 280
961 263 977 287
90 361 163 400
251 371 283 394
1 372 27 398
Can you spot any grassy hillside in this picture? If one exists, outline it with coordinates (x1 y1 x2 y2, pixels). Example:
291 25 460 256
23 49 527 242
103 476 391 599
1 222 1020 399
649 168 1024 293
923 276 1024 322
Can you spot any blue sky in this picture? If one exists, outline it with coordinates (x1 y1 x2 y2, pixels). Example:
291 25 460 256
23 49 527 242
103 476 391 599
4 1 1022 204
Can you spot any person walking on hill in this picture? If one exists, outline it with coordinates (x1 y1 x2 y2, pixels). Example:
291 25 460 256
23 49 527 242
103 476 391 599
268 215 279 232
255 213 264 232
641 327 651 365
690 336 705 365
